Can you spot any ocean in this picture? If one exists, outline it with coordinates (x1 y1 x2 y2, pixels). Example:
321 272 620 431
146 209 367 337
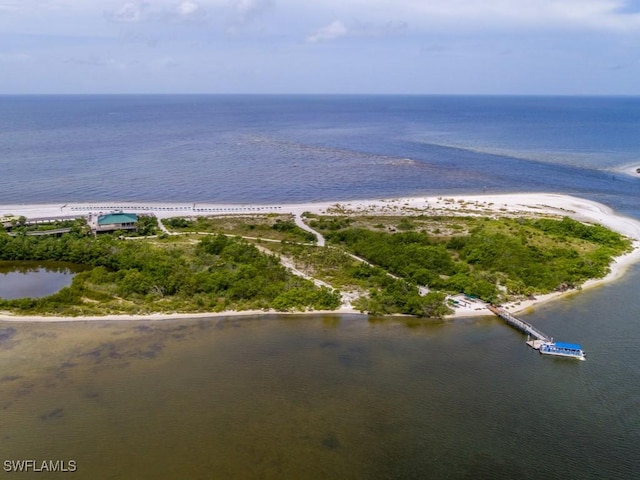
1 95 639 479
1 95 639 212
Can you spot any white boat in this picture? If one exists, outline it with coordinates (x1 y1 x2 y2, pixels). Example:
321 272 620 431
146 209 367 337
538 341 586 360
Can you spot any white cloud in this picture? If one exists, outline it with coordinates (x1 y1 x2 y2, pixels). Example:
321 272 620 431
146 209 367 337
290 0 640 32
2 0 640 94
306 19 407 43
307 20 348 42
110 1 148 23
542 0 640 30
233 0 273 22
102 0 273 27
444 0 640 31
16 0 639 36
177 0 199 16
172 0 208 23
6 0 640 32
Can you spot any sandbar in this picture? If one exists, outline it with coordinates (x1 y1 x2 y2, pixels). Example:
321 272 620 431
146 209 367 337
619 163 640 178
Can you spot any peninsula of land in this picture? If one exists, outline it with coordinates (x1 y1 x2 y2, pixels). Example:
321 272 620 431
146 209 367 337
1 193 639 322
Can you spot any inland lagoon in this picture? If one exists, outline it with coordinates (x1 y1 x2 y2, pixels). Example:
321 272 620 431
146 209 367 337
0 261 86 300
2 264 640 479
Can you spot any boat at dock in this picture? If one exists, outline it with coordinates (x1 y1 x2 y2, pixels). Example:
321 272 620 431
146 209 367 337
488 305 586 360
537 341 586 360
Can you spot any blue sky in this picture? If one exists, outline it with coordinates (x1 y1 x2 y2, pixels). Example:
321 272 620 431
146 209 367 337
1 0 639 94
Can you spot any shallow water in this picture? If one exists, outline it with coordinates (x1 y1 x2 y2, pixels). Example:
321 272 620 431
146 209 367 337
2 266 639 479
1 96 638 213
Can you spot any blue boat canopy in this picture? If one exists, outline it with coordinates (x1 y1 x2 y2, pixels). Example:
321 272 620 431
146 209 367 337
554 341 582 350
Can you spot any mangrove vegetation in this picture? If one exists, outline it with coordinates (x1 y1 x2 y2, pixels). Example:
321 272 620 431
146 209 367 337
0 211 631 319
311 214 631 305
0 231 340 315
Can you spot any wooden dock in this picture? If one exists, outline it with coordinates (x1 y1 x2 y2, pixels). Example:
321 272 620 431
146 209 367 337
487 305 551 342
488 305 586 359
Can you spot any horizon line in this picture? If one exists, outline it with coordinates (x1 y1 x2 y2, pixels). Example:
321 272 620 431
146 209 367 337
2 92 640 98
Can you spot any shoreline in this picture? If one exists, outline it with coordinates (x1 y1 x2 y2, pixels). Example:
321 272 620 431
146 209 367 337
0 307 362 324
619 162 640 178
2 192 640 323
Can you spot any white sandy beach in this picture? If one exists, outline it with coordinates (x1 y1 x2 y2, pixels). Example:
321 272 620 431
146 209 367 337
0 308 360 323
620 163 640 178
1 193 640 322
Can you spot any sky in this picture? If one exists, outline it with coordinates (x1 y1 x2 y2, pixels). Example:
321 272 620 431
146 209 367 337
1 0 640 94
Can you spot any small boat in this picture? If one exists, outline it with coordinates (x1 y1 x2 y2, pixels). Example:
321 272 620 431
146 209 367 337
538 341 586 360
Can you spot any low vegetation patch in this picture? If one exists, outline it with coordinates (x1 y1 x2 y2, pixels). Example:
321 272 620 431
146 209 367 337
0 231 339 316
318 215 631 304
164 214 316 243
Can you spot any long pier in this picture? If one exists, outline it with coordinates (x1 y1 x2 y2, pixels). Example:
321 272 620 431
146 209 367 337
487 305 551 342
488 305 586 359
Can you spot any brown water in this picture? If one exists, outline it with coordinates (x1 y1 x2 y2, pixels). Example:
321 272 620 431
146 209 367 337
3 316 431 479
1 266 640 479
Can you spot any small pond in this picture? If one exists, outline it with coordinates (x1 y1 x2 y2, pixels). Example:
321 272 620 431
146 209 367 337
0 261 88 299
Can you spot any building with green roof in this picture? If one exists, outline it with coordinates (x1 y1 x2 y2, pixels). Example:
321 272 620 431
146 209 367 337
95 212 138 232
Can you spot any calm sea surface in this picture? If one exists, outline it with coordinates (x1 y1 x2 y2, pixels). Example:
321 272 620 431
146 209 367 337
1 95 639 213
0 95 639 478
